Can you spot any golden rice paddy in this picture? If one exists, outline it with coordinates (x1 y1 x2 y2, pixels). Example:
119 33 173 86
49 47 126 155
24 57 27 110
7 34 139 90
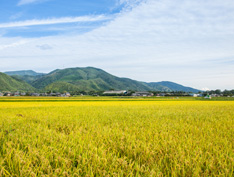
0 99 234 176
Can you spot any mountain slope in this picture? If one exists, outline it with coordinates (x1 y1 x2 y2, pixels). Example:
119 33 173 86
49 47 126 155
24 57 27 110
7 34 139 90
5 70 45 84
0 72 36 92
151 81 200 93
2 67 201 93
4 70 45 76
32 67 153 91
44 82 81 92
146 83 172 92
11 75 44 84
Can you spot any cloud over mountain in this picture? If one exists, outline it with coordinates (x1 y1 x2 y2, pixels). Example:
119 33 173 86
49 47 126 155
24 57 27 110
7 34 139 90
0 0 234 90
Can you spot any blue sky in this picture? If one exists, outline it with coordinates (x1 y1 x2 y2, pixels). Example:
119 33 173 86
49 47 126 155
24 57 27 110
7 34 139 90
0 0 234 90
0 0 120 37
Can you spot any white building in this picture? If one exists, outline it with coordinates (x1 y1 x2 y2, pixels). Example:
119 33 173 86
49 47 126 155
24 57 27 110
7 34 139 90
61 92 71 97
132 92 154 97
103 90 127 95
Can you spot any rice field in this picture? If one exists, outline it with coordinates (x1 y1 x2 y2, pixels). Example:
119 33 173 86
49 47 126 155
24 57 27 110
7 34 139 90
0 99 234 176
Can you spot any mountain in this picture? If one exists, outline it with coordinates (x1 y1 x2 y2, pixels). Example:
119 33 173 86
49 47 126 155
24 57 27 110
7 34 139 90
11 75 44 84
44 82 81 92
146 83 172 92
4 70 46 84
0 72 35 92
150 81 200 93
4 70 45 76
32 67 154 91
2 67 201 93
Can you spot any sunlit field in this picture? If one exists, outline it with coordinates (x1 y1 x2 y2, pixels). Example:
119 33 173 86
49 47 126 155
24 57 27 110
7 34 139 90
0 98 234 176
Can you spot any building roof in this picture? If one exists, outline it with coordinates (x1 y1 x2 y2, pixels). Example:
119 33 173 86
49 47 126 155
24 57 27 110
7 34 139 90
103 90 127 94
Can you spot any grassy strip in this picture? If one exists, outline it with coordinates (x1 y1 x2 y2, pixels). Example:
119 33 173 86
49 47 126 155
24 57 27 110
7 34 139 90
0 97 234 102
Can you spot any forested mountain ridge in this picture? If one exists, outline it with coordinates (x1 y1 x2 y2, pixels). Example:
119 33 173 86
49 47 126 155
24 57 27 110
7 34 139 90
2 67 200 93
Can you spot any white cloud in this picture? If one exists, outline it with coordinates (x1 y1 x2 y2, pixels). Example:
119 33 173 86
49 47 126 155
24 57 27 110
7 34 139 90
0 15 111 28
0 40 28 50
202 88 211 91
1 0 234 90
36 44 53 50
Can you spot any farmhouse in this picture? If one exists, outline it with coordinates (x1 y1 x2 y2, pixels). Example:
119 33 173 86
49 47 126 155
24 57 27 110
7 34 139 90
60 92 71 97
31 93 40 96
103 90 127 95
190 94 202 97
13 92 20 96
20 92 26 96
132 92 154 97
5 92 11 96
210 94 221 97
